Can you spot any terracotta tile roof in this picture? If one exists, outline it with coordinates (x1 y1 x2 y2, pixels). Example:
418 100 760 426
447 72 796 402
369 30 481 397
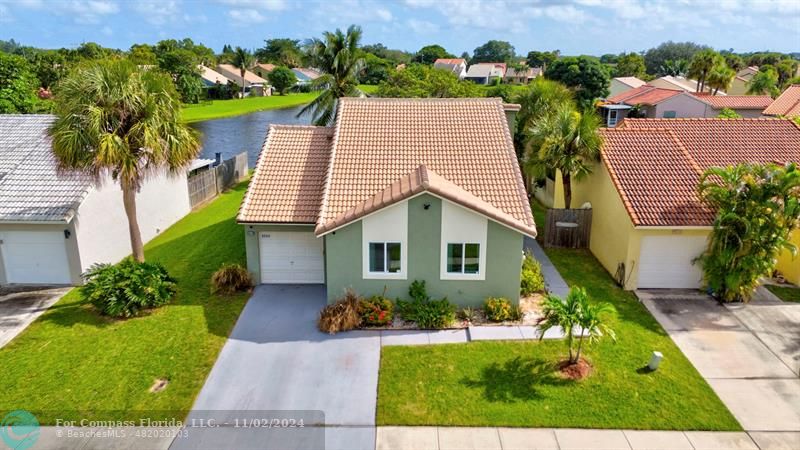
690 93 773 110
604 118 800 227
599 128 715 227
434 58 466 65
763 85 800 117
238 125 334 223
255 63 276 72
606 85 683 105
316 165 537 237
317 97 533 235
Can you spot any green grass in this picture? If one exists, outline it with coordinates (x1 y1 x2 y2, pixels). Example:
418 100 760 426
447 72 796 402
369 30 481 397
0 182 251 424
359 84 379 94
181 92 319 123
377 249 741 430
765 284 800 303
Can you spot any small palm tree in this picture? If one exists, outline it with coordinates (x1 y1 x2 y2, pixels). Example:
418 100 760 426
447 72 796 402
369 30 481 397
232 47 254 99
525 105 603 209
299 25 364 126
538 287 615 364
50 60 200 262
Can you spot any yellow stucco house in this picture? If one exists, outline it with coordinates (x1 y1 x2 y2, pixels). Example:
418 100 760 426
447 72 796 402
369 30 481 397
543 118 800 289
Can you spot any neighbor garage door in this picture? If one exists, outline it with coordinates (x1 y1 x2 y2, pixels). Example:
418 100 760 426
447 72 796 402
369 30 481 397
259 231 324 284
0 230 72 284
637 235 707 289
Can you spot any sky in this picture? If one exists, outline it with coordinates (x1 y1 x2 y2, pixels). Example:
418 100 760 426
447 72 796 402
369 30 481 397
0 0 798 56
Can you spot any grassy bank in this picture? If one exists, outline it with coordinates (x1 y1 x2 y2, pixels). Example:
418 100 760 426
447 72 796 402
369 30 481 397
181 93 318 123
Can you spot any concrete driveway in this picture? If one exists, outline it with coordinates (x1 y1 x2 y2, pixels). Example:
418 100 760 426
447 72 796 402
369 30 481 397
171 285 380 450
640 290 800 440
0 287 70 348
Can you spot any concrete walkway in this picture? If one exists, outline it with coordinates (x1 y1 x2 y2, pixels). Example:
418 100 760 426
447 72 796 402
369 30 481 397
376 426 799 450
0 287 70 348
525 237 569 297
639 290 800 435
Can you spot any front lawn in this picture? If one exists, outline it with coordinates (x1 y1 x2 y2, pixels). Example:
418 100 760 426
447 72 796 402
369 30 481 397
0 182 251 424
377 249 741 430
765 284 800 303
181 92 318 122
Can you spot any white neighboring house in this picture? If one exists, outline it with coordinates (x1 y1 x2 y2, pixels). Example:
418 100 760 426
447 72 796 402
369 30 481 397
649 75 723 95
433 58 468 79
608 76 647 97
216 64 269 96
0 115 192 286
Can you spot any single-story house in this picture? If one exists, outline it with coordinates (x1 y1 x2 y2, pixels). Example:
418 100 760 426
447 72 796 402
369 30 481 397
198 65 232 87
598 85 709 126
650 75 720 95
727 66 759 95
433 58 467 79
557 118 800 289
608 76 647 98
688 93 774 118
291 68 321 85
504 66 541 84
216 64 269 96
763 85 800 118
0 115 192 286
251 63 276 80
238 98 536 305
464 63 506 85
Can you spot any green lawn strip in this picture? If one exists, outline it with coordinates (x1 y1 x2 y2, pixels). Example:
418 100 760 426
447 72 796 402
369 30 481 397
181 93 318 123
358 84 379 95
0 182 251 424
377 248 741 430
765 284 800 302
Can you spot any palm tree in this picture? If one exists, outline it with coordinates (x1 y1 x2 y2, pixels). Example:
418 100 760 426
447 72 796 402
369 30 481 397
660 59 688 77
299 25 365 126
538 287 615 364
706 64 735 95
49 60 200 262
748 68 780 97
688 50 719 92
525 105 603 209
232 47 254 99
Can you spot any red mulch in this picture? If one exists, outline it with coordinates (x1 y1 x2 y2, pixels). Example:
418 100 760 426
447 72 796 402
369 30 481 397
557 358 593 380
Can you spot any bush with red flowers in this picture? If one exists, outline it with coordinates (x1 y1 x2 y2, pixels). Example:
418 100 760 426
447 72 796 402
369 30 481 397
358 295 394 327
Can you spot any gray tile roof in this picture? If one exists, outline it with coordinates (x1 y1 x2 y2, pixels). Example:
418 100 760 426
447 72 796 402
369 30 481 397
0 115 93 222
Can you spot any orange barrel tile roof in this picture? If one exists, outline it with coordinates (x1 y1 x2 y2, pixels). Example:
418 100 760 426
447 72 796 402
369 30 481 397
763 85 800 117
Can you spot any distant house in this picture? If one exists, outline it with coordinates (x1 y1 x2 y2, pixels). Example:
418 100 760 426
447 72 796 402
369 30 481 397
504 66 541 84
763 85 800 117
608 76 647 97
598 85 709 126
728 66 759 95
689 93 774 118
650 75 719 94
0 115 192 286
216 64 269 96
464 63 506 85
291 68 321 85
252 63 276 80
198 65 232 87
433 58 467 79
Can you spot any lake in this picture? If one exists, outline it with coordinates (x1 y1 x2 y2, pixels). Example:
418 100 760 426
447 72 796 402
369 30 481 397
191 105 312 167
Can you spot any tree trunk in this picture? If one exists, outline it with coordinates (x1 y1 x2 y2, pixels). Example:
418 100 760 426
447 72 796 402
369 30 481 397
240 69 246 99
562 172 572 209
122 182 145 263
575 333 585 364
567 331 574 363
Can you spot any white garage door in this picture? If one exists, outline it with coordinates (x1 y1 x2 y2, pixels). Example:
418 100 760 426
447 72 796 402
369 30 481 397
638 235 707 289
0 230 72 284
259 232 324 284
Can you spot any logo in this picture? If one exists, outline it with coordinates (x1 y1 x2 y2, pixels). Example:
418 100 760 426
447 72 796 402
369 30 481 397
0 410 40 450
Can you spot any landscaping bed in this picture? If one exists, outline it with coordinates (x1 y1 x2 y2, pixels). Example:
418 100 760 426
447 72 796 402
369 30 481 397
765 283 800 303
376 249 742 431
0 182 252 424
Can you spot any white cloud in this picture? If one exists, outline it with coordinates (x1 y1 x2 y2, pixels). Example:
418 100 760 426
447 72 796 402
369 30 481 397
311 0 394 25
407 18 436 34
228 8 266 23
0 4 11 22
217 0 287 11
9 0 120 24
133 0 181 25
101 25 112 36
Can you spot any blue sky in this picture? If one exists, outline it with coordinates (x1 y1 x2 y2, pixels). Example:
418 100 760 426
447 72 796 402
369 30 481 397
1 0 798 56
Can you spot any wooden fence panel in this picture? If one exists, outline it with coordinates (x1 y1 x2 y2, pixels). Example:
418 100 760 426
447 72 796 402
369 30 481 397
543 208 592 249
215 152 249 192
187 170 217 208
187 152 249 208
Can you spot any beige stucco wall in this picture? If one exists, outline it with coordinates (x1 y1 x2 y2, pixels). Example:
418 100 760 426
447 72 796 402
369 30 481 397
728 78 749 95
653 93 709 118
776 230 800 285
609 80 635 98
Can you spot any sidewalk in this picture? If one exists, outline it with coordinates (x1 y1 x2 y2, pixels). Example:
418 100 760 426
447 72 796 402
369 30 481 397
376 426 799 450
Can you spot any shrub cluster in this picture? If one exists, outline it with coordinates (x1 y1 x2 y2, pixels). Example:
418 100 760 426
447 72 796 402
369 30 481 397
396 280 456 329
318 290 361 334
483 297 522 322
358 295 394 326
211 263 253 295
520 251 546 296
81 258 177 318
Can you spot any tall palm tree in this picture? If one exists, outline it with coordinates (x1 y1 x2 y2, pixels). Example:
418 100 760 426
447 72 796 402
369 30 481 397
232 47 254 99
50 60 200 262
299 25 364 126
525 105 603 209
688 50 719 92
706 64 735 95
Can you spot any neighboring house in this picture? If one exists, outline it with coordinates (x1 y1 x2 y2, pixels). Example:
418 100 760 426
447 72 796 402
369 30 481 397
0 115 192 286
251 63 276 80
560 118 799 289
608 76 647 98
198 65 232 87
763 85 800 117
433 58 467 79
291 68 321 85
650 75 720 94
504 66 541 84
464 63 506 85
689 93 774 118
238 98 536 306
728 66 759 95
216 64 269 96
598 85 709 126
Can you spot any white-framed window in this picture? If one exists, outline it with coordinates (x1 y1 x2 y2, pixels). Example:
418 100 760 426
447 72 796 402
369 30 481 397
608 109 618 127
662 110 677 118
368 242 402 274
446 243 480 274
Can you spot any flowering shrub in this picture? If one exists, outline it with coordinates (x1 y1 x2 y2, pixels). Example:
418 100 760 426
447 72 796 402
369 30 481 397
358 295 394 326
484 297 521 322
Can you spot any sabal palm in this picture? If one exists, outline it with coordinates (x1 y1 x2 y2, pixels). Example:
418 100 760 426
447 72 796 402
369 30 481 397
688 50 719 92
50 59 200 262
299 25 364 126
232 47 254 99
706 65 735 95
525 105 603 209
